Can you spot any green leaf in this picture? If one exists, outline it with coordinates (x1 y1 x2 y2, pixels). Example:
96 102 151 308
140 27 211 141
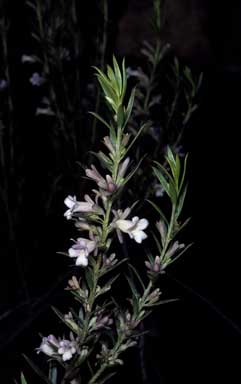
97 76 118 109
153 160 173 182
122 156 145 186
152 167 169 196
113 55 123 97
23 354 52 384
123 87 136 129
128 263 145 291
20 373 28 384
146 199 168 224
96 274 120 297
99 258 128 278
166 147 176 169
51 307 79 335
89 111 112 131
85 267 94 290
151 230 162 255
176 184 188 218
125 274 139 300
98 372 117 384
179 153 189 193
126 122 149 153
48 362 57 384
173 217 191 239
175 154 181 187
107 65 116 86
122 58 127 100
95 151 113 170
167 243 193 266
168 179 178 204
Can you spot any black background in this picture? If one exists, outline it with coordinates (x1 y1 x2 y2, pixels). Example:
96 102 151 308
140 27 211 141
1 1 241 383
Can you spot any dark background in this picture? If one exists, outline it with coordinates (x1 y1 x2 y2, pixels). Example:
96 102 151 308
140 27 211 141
1 0 241 383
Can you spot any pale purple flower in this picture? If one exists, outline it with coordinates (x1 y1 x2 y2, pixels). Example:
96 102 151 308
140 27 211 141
37 335 59 357
58 339 77 361
115 216 148 243
0 79 8 91
103 136 115 153
85 165 116 194
64 194 103 220
117 157 130 181
145 256 161 273
68 237 96 266
29 72 45 86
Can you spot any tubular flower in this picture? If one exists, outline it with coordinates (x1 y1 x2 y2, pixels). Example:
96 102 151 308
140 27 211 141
64 195 102 220
37 335 59 357
115 216 148 243
85 165 116 194
37 335 77 362
68 238 96 266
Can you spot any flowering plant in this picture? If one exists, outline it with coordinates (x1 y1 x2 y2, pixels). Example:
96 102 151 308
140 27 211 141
19 56 191 384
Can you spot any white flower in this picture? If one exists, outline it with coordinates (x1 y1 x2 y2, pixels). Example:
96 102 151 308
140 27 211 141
68 238 96 266
64 195 77 219
64 195 102 220
58 340 76 361
37 335 59 357
115 216 148 243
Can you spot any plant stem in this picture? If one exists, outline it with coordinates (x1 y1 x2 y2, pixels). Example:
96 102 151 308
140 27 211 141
88 363 107 384
160 203 176 260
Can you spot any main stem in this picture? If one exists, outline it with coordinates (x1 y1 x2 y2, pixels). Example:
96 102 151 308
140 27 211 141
160 203 176 260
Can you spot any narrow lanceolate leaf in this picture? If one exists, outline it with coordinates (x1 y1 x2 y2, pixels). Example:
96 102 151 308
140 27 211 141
151 230 162 255
96 274 120 297
20 373 28 384
107 65 117 87
168 179 178 204
23 354 52 384
123 87 136 129
146 199 168 224
97 76 118 108
51 307 79 335
179 153 189 193
113 55 123 97
98 372 117 384
166 147 176 171
96 151 113 170
153 160 173 183
89 111 112 131
175 154 181 188
122 58 127 100
125 274 139 300
152 167 169 196
122 156 145 186
99 258 128 278
126 122 150 153
48 363 58 384
167 243 193 265
128 263 146 291
176 184 188 219
173 217 191 239
85 267 94 290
